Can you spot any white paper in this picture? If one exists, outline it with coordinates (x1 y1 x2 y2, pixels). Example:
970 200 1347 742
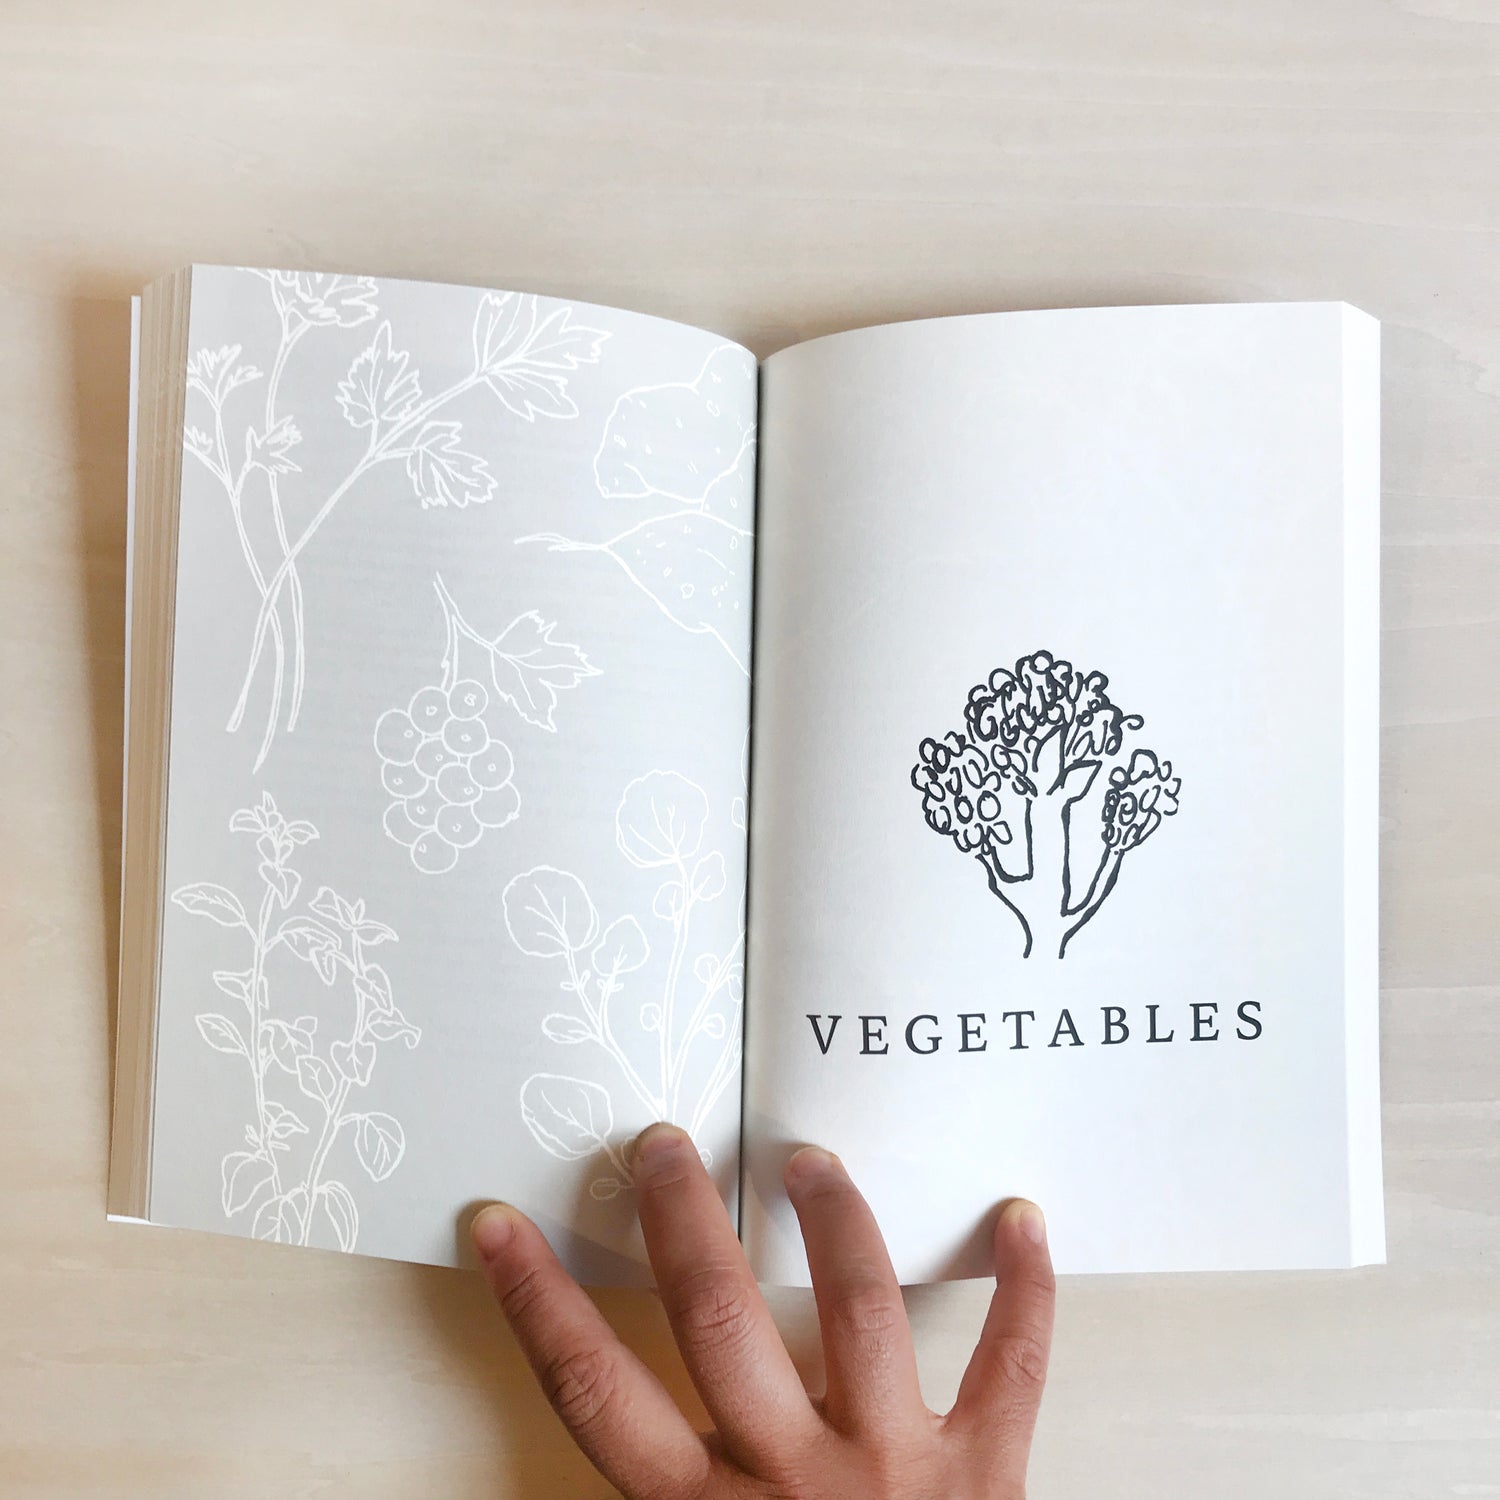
742 302 1383 1282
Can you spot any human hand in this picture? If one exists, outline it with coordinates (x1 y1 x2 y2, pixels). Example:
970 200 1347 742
471 1123 1054 1499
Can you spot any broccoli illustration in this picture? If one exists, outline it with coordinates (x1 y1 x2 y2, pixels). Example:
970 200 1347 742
911 650 1181 959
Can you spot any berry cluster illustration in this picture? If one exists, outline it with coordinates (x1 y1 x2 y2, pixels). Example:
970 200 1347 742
374 574 598 874
376 678 522 874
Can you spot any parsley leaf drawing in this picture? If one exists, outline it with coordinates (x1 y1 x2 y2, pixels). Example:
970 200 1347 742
488 611 600 731
271 270 378 329
199 275 608 771
403 421 496 510
472 292 611 421
336 321 422 432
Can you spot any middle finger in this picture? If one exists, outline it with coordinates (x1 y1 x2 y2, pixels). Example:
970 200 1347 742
632 1123 822 1472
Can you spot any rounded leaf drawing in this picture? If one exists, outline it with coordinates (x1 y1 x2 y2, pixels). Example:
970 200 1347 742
503 866 600 958
353 1112 406 1183
318 1180 360 1252
519 1074 614 1162
541 1013 595 1045
591 915 650 977
615 771 710 869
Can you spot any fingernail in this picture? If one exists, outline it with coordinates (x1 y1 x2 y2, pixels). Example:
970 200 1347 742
632 1121 689 1164
785 1144 842 1183
1003 1198 1047 1248
471 1203 520 1263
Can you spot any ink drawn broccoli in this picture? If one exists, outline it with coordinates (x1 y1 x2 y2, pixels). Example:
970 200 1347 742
911 651 1181 958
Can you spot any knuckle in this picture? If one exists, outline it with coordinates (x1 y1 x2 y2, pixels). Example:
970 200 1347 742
496 1262 550 1324
993 1331 1050 1392
796 1173 857 1211
630 1482 695 1500
670 1266 759 1360
826 1279 904 1344
536 1343 619 1434
635 1159 696 1197
1020 1254 1057 1298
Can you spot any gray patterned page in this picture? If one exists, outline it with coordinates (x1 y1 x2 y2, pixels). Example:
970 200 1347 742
149 268 754 1279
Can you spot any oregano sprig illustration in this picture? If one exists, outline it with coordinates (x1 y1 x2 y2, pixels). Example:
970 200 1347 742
172 792 420 1249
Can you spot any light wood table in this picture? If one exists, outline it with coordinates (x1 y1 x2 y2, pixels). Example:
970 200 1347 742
2 4 1496 1495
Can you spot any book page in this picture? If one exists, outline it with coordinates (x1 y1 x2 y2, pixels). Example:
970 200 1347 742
743 302 1381 1283
140 268 755 1280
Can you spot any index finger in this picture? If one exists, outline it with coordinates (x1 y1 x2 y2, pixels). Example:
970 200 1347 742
632 1123 823 1473
473 1203 710 1500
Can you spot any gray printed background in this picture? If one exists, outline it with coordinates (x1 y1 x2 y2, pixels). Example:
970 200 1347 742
148 267 755 1279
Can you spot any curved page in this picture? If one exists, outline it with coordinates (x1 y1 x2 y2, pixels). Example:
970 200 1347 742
144 268 755 1280
744 303 1381 1283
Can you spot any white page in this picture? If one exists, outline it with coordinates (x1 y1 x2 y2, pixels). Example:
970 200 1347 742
743 302 1382 1283
143 268 755 1280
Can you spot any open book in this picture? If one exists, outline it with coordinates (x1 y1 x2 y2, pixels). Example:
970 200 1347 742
109 269 1385 1284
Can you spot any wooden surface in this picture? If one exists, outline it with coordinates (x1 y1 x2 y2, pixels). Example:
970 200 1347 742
2 3 1497 1495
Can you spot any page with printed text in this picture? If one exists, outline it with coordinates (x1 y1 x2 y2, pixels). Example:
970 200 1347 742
741 302 1382 1283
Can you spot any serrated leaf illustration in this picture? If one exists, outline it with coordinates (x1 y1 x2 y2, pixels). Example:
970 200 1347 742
337 321 421 431
487 611 599 732
404 421 495 510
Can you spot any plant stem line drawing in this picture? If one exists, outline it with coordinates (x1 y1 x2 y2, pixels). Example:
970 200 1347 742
911 650 1181 959
502 769 746 1200
520 343 756 675
183 273 610 771
375 575 599 873
171 792 420 1250
185 273 381 769
518 511 752 673
593 344 756 512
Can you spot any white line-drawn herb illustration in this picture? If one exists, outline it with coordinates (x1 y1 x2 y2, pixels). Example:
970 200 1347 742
501 770 745 1199
183 272 380 771
172 791 420 1249
518 511 752 673
375 575 599 873
593 344 756 515
183 272 610 771
912 650 1182 959
519 344 756 674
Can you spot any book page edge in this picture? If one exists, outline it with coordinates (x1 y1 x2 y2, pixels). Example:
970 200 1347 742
1342 305 1386 1266
106 268 192 1223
